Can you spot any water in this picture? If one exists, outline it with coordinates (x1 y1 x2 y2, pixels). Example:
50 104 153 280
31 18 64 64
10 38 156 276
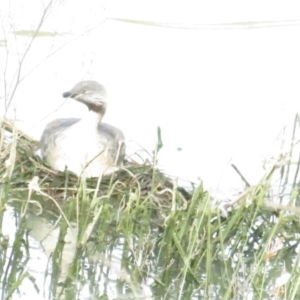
1 3 300 298
2 1 300 197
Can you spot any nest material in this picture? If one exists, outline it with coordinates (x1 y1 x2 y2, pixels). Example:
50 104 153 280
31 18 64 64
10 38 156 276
0 120 192 204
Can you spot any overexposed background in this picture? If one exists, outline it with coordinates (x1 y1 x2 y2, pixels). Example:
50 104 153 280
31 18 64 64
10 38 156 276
1 0 300 197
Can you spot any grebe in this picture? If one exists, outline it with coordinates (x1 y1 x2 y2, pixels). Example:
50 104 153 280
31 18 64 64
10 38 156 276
38 80 125 177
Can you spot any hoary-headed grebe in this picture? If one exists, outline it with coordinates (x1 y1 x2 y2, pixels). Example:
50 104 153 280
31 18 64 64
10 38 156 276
39 81 125 177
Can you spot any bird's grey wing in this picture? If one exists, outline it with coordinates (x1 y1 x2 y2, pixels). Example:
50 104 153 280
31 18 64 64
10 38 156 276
42 118 80 133
38 118 80 158
98 123 125 165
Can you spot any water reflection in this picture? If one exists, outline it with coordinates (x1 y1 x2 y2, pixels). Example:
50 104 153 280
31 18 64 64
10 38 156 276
3 198 154 299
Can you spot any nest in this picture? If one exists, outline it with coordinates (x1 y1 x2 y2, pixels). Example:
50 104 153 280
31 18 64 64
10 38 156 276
0 120 192 206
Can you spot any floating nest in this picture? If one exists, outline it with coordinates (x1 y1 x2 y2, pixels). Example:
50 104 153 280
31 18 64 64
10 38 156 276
0 120 192 207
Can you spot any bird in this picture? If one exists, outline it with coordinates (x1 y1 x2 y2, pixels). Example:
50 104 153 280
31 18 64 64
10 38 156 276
38 80 125 177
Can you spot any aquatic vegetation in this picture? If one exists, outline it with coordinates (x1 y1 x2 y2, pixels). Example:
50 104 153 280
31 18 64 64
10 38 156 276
1 118 300 299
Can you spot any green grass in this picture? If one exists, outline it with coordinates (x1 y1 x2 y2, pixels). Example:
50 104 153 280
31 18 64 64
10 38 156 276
1 117 300 299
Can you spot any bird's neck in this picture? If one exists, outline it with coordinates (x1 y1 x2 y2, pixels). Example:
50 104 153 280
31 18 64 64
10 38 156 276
78 109 104 130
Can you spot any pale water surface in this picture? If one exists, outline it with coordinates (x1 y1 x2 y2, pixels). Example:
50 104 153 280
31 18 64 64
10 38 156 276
1 0 300 197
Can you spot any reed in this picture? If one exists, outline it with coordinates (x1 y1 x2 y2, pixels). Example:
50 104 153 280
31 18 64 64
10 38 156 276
1 117 300 299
